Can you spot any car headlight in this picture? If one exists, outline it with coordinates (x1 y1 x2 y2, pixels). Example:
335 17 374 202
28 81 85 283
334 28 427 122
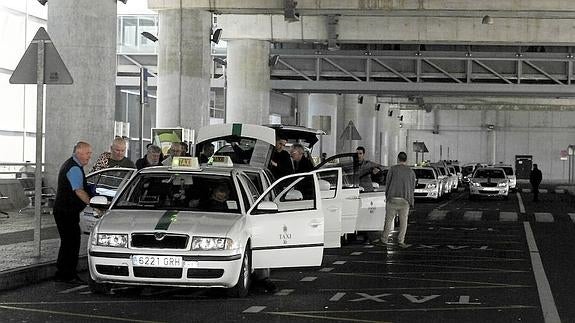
498 182 507 187
470 182 480 187
192 237 236 251
96 233 128 248
427 183 437 188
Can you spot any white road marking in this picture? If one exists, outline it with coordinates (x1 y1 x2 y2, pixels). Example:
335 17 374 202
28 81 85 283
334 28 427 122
320 267 334 272
350 251 363 256
59 285 88 294
517 192 526 214
463 211 482 221
428 210 448 221
333 261 347 265
243 306 266 313
274 289 294 296
539 189 548 194
499 212 518 222
329 292 346 301
569 213 575 223
534 213 554 223
554 189 565 194
300 276 317 282
523 222 561 323
522 188 532 193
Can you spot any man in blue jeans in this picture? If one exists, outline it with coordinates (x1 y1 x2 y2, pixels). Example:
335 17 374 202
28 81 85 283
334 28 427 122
375 151 416 248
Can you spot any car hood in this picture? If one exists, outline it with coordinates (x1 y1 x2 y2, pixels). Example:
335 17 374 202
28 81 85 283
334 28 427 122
96 210 243 236
416 178 437 184
471 178 507 183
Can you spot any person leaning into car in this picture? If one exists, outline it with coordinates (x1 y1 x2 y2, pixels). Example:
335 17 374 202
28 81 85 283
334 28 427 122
53 141 94 284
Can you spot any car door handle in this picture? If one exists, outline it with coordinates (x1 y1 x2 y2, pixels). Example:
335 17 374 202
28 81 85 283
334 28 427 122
309 220 323 227
327 207 339 212
346 196 360 200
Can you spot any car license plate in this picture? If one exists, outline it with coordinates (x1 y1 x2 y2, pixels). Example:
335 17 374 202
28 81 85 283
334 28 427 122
132 255 183 268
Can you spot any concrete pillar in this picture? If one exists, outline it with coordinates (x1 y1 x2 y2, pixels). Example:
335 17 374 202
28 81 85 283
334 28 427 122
340 94 376 158
307 94 338 158
226 39 270 124
296 93 310 127
156 9 211 131
45 0 116 186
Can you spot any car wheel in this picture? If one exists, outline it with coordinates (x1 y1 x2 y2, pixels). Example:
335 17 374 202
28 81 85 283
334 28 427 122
88 275 113 294
228 247 251 298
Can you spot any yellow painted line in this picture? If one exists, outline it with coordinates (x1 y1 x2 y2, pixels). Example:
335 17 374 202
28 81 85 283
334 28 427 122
268 305 536 316
268 311 390 323
0 305 162 323
351 260 525 272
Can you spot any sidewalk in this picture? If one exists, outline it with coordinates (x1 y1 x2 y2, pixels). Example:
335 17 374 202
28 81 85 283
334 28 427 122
0 210 88 291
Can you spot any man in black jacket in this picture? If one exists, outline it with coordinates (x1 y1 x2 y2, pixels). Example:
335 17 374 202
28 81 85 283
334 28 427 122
530 164 542 202
53 141 93 283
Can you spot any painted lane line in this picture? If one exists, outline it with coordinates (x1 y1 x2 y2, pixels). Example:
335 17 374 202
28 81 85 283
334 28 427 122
59 285 88 294
522 188 532 193
463 211 482 221
329 292 346 301
274 289 294 296
333 261 347 265
0 305 160 322
523 222 561 323
569 213 575 223
516 192 526 214
499 212 518 222
554 189 565 194
428 210 448 221
363 244 374 248
300 276 317 282
243 306 266 313
350 251 363 256
320 267 334 272
534 213 554 223
539 189 548 194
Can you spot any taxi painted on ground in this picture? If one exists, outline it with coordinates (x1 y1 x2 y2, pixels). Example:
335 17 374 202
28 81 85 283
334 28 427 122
468 167 509 200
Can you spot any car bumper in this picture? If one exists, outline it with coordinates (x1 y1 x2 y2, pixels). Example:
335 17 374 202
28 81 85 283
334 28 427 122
88 250 243 288
469 186 508 197
414 189 440 199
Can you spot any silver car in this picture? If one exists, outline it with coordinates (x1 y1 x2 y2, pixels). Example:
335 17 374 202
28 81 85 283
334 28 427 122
468 167 509 200
412 166 443 200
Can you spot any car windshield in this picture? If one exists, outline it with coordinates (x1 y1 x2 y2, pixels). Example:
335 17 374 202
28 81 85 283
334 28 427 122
500 167 514 175
114 173 241 213
474 169 505 179
413 169 435 179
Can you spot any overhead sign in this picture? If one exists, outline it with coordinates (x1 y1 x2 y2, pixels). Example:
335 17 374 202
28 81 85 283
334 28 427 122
9 27 73 85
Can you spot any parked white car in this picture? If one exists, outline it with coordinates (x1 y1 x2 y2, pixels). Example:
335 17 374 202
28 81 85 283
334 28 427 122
468 167 509 200
412 166 443 200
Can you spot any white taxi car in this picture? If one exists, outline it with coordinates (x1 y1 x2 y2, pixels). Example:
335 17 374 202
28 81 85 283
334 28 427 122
468 167 509 200
491 164 516 191
412 166 443 200
80 167 136 234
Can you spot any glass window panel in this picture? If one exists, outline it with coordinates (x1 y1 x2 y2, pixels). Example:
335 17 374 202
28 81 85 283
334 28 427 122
0 73 24 131
0 11 26 69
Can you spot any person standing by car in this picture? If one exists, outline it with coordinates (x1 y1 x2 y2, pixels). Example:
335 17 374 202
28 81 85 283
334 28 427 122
375 151 416 248
530 164 542 202
91 137 135 172
269 137 292 179
53 141 93 283
356 146 381 192
136 144 162 169
290 143 314 173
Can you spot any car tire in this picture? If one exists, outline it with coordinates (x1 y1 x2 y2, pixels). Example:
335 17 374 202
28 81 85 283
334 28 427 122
88 275 113 294
228 247 251 298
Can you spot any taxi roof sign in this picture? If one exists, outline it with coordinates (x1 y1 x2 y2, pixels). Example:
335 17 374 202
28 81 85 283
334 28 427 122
171 157 200 170
210 155 234 167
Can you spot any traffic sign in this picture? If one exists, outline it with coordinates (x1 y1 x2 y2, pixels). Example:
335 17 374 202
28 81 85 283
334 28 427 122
9 27 73 84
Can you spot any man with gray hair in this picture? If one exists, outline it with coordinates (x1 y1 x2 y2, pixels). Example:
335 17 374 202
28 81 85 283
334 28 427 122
91 137 135 172
374 151 416 248
136 144 162 169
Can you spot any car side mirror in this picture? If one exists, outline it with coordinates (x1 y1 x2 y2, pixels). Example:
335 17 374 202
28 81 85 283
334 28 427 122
90 196 110 209
257 201 278 212
285 189 303 201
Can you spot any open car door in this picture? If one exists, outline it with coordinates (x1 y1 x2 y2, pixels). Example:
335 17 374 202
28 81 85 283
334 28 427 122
315 153 360 235
311 168 343 248
248 172 324 269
